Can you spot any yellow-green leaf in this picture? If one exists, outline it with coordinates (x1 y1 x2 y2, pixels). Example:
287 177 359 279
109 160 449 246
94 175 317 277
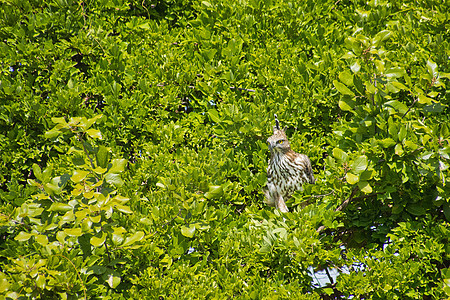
122 231 145 247
15 231 33 242
114 204 133 214
333 148 348 162
108 159 127 173
86 128 102 139
48 202 72 213
352 155 368 174
346 172 359 184
333 80 355 96
181 225 196 238
64 228 82 236
90 232 107 247
204 185 223 199
418 94 433 104
71 170 89 183
358 181 372 193
36 235 48 246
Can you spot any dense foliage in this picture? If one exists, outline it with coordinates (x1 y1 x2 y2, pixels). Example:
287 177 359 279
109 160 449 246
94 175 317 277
1 0 449 298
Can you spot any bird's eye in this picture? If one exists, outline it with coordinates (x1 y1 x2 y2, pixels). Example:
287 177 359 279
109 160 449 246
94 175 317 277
277 140 284 144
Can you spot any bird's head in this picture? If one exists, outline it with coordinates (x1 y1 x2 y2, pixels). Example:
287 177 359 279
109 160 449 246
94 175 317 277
267 114 291 153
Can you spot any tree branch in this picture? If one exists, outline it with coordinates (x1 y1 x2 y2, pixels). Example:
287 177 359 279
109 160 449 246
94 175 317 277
316 187 358 234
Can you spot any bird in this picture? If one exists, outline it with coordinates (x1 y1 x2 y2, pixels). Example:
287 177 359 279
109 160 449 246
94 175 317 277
263 114 315 212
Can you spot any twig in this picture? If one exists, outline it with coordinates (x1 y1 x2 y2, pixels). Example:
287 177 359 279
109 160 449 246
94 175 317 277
54 254 87 300
402 97 418 119
229 86 256 92
311 191 334 198
325 267 334 285
316 187 358 233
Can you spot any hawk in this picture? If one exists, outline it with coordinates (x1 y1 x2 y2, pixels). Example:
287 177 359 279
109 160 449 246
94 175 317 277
264 115 315 212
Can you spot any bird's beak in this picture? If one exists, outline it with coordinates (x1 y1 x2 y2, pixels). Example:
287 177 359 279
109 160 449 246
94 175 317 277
267 142 273 151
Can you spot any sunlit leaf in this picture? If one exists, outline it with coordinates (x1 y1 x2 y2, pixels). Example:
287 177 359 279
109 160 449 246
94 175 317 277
333 148 348 162
181 225 196 238
15 231 33 242
333 80 355 96
346 172 359 184
71 170 89 183
122 231 144 247
90 233 107 247
86 128 102 139
48 202 72 213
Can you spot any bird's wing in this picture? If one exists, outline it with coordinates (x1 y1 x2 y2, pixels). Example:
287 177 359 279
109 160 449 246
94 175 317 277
295 154 315 184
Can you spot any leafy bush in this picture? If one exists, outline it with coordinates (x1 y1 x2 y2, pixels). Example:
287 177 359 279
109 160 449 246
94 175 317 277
1 0 449 299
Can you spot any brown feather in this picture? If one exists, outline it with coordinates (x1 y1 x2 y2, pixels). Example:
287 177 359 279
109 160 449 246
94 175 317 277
264 119 315 212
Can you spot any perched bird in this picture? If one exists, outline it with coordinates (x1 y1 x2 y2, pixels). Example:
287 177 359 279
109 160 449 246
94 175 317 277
264 115 315 212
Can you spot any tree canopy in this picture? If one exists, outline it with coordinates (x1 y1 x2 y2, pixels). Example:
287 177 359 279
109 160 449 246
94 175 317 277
0 0 449 298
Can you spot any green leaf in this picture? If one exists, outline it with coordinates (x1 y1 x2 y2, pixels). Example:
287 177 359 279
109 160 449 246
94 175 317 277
350 61 361 73
333 80 355 96
36 275 46 289
71 170 89 183
379 138 396 148
122 231 144 247
372 30 392 46
32 164 42 181
423 102 443 113
108 159 127 173
86 128 102 139
202 1 212 7
339 71 353 86
96 145 109 168
346 172 359 184
28 179 41 187
395 144 404 156
114 204 133 214
323 288 334 296
208 109 220 123
352 155 368 174
48 203 72 213
384 100 408 115
443 202 450 221
36 235 48 246
103 269 121 289
204 185 223 199
64 228 83 237
339 97 356 111
391 81 408 90
181 225 196 238
385 67 405 79
15 231 33 242
51 117 67 124
357 181 372 193
418 94 433 104
90 233 107 247
105 173 124 187
332 148 348 162
406 204 426 216
44 129 61 139
359 170 374 181
426 59 438 77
